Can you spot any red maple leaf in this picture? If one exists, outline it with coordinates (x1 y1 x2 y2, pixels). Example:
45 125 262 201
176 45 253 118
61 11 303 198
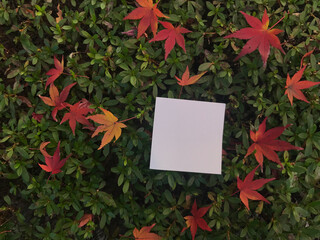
237 165 275 211
149 21 191 59
60 100 94 135
181 200 212 240
175 66 207 86
245 117 303 170
224 9 285 67
46 56 64 88
133 223 162 240
39 82 76 121
38 141 70 175
285 66 320 105
123 0 169 39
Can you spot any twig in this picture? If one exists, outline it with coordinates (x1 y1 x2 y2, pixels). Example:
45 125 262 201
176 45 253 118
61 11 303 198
178 86 183 99
118 116 136 123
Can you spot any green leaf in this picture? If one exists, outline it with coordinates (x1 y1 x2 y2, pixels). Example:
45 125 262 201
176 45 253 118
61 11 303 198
4 195 11 205
100 213 107 229
141 69 156 77
7 69 20 78
123 180 129 193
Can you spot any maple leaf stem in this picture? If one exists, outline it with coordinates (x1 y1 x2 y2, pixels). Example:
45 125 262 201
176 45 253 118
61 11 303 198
62 72 89 78
118 116 136 123
231 190 240 196
46 174 51 184
268 11 287 30
178 86 183 99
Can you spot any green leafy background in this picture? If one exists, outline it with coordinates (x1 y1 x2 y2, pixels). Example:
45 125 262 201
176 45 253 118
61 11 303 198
0 0 319 239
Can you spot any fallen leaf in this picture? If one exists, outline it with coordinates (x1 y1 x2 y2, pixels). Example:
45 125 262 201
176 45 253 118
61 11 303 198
18 96 32 107
121 27 137 37
39 82 76 121
175 66 207 86
78 214 93 228
123 0 169 39
237 165 275 211
245 117 303 170
38 141 70 175
87 108 127 150
32 112 43 122
181 200 212 240
224 9 285 67
222 149 227 156
46 56 64 88
133 223 161 240
285 66 320 105
300 49 315 69
55 4 63 23
60 100 94 135
149 21 191 59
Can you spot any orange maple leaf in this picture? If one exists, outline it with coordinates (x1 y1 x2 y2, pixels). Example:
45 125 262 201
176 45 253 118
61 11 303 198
224 9 285 67
245 117 303 170
123 0 169 39
285 66 320 105
39 82 76 121
149 21 191 59
87 108 127 150
78 213 93 228
175 66 207 86
133 223 162 240
46 56 64 88
237 165 275 211
181 200 212 240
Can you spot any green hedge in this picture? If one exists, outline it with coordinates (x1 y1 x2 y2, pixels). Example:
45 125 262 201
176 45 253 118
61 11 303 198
0 0 320 239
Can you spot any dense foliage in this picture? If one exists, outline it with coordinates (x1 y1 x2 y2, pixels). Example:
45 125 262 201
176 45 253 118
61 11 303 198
0 0 320 239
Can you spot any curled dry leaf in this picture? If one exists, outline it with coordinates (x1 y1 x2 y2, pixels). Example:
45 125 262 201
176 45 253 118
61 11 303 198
300 49 315 69
55 4 63 23
18 96 32 107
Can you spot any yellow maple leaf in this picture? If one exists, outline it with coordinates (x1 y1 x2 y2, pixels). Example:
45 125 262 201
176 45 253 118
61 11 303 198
87 108 126 150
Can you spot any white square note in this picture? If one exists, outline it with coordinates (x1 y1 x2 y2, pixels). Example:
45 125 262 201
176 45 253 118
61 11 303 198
150 97 226 174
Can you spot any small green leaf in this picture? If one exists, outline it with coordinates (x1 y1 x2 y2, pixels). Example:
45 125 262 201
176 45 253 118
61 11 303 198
123 180 129 193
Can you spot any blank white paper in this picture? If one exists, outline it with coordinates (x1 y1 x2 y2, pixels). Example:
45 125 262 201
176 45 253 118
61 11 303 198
150 97 226 174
